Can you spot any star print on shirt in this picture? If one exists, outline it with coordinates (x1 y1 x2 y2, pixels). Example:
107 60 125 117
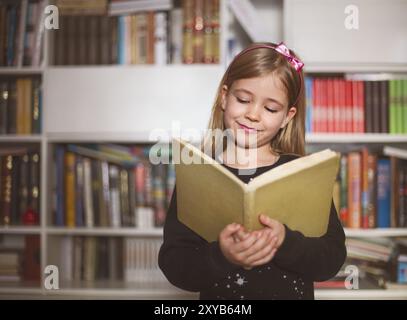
234 273 248 286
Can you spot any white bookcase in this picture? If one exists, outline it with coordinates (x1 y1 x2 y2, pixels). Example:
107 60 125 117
0 0 407 299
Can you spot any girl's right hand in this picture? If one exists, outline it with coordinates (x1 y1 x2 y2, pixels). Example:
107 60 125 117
219 223 278 269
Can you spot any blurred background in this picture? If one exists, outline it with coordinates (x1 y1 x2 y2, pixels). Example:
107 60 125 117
0 0 406 299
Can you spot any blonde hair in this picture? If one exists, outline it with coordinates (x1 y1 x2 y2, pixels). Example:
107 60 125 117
203 42 306 157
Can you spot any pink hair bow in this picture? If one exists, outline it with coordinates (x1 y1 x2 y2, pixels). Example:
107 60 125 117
274 42 304 72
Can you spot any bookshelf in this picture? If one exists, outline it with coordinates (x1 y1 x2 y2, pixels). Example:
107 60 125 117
0 0 407 300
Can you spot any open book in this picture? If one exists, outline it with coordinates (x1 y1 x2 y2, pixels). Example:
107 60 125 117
173 138 340 242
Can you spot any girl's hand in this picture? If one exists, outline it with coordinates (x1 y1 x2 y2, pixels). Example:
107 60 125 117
258 214 286 248
219 223 279 269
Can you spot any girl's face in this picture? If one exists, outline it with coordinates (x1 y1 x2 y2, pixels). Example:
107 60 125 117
221 73 297 150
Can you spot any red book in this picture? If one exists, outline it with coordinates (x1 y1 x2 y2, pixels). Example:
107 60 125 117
320 79 328 132
345 81 353 133
23 235 41 282
312 78 319 133
326 78 334 132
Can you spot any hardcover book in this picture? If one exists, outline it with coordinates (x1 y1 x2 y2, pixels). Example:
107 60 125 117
173 137 340 242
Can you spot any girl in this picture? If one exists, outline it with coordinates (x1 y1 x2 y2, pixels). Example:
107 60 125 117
158 42 346 300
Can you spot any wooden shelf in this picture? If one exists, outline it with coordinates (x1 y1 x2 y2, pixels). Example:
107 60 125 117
46 227 163 237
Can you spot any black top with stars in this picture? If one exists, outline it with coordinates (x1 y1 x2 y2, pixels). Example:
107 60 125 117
158 154 347 300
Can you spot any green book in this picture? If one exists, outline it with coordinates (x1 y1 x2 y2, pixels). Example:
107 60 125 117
396 80 404 134
389 80 396 134
403 80 407 134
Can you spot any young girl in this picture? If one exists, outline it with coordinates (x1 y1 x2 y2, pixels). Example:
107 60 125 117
158 42 346 300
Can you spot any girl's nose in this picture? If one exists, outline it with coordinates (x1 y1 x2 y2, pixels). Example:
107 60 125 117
244 103 261 122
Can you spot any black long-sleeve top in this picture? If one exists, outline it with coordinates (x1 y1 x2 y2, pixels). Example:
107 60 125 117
158 154 347 300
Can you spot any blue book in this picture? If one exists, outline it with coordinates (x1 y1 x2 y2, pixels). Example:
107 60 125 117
75 156 85 227
377 159 391 228
305 77 313 133
118 16 125 65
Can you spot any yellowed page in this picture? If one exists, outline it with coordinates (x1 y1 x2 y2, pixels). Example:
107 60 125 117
174 138 247 242
248 155 340 236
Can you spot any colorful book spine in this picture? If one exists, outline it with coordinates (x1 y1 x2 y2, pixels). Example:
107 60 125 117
377 159 391 228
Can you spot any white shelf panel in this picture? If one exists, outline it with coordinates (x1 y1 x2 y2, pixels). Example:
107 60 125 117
46 132 169 143
46 227 163 237
304 63 407 73
0 135 43 142
0 67 44 75
315 289 407 300
38 280 196 299
345 228 407 238
43 288 197 299
44 65 223 135
0 226 42 235
306 133 407 143
0 287 43 296
46 133 407 144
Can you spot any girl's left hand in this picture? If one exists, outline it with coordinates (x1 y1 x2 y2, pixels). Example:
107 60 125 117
258 214 286 249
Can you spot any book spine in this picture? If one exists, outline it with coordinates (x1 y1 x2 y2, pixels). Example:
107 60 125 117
377 159 391 228
389 80 397 134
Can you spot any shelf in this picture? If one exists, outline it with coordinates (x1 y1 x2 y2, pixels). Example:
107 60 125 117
304 63 407 74
315 289 407 300
47 133 407 144
47 64 223 71
0 226 42 235
306 133 407 143
46 132 167 143
46 227 163 237
0 281 42 297
0 287 43 297
0 67 44 75
43 288 197 299
0 135 43 143
43 281 196 299
345 228 407 238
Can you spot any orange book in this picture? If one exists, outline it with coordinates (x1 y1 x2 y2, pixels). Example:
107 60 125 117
193 0 204 63
348 152 362 228
211 0 220 63
146 11 155 64
361 148 369 228
182 0 194 64
65 152 76 227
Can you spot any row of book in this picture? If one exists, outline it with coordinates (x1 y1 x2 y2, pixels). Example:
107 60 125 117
0 0 46 67
0 147 40 226
57 236 169 286
0 77 42 135
315 237 407 289
53 0 220 65
53 13 169 66
53 144 175 228
334 146 407 229
0 235 40 282
305 78 407 134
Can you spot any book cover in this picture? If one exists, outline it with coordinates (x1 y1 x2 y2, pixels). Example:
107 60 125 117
173 138 340 242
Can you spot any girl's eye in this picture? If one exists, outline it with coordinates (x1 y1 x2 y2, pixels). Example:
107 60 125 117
236 97 249 104
265 107 278 113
